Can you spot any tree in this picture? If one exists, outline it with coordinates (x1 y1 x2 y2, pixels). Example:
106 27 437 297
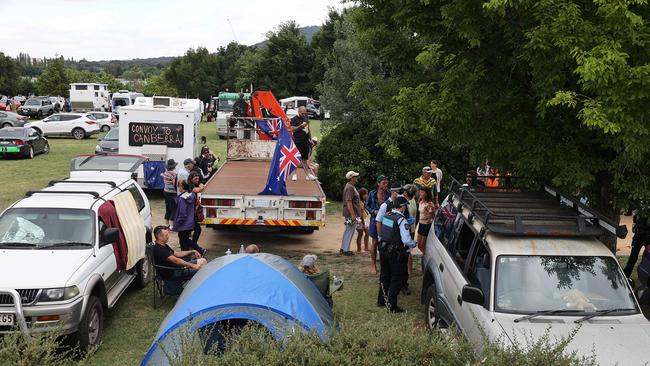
0 53 20 95
165 47 219 101
310 9 345 97
143 73 177 96
351 0 650 250
36 57 69 96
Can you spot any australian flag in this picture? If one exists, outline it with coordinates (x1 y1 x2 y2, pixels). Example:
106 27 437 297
256 118 282 140
259 122 301 195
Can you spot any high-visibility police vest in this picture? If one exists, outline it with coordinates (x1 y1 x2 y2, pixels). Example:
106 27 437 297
380 211 406 245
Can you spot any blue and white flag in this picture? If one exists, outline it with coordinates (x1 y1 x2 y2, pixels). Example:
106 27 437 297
259 122 301 195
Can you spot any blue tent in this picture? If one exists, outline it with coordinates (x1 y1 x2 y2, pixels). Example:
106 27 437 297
141 253 336 365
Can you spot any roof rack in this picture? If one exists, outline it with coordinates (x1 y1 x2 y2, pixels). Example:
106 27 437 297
449 177 627 239
25 191 101 199
48 180 117 188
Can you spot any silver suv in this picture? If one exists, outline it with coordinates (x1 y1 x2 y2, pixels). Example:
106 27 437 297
421 179 650 365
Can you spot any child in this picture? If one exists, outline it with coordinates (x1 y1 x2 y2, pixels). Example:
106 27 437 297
356 188 370 253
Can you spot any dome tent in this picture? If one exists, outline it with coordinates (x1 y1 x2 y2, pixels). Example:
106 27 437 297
141 253 336 365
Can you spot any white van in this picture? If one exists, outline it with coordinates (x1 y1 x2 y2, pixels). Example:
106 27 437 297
111 90 144 120
69 83 110 112
118 96 202 189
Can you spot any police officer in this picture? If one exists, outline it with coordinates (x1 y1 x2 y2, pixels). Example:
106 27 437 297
623 210 650 278
377 196 417 312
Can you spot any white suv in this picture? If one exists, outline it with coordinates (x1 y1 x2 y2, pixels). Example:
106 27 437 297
422 179 650 365
0 154 152 350
26 113 100 140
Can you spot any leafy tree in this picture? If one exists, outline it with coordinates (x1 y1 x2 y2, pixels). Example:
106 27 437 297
15 77 35 96
215 42 251 92
165 47 219 101
35 57 69 96
0 53 19 95
143 73 177 96
310 9 345 97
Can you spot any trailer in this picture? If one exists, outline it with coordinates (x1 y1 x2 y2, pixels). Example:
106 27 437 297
69 83 110 112
118 96 202 189
200 121 326 232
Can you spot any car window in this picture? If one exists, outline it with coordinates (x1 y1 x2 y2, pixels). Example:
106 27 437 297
60 115 78 121
0 112 6 118
449 220 476 270
45 115 61 122
126 184 146 212
467 241 491 308
434 197 460 247
85 114 97 120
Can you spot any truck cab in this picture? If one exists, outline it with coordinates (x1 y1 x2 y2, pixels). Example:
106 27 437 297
215 91 250 138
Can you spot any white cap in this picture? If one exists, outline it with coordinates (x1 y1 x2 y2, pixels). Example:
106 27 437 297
345 171 360 180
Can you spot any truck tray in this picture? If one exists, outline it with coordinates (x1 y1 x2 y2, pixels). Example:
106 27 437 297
203 160 324 197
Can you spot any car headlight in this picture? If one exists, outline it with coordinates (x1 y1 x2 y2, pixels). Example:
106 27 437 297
95 145 102 153
38 286 80 302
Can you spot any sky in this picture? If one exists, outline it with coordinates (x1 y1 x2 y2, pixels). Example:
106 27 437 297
0 0 346 61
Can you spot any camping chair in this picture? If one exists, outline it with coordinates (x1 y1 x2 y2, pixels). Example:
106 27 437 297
150 246 193 309
307 270 344 307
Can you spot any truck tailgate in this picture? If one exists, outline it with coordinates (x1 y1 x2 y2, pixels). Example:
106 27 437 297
203 160 324 197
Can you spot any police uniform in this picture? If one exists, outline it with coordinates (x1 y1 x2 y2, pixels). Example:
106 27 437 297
377 197 416 312
624 213 650 277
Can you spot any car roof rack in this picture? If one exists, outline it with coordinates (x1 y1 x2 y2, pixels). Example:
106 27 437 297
449 177 627 239
25 190 101 199
47 180 117 188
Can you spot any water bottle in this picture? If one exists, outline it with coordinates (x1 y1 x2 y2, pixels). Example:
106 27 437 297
239 244 245 254
225 248 232 255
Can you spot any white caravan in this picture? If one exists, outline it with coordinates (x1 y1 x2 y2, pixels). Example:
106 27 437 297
279 96 309 118
69 83 110 112
111 90 144 120
118 96 202 189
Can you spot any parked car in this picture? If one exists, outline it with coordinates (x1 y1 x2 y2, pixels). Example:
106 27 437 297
421 178 649 365
306 103 323 120
25 113 100 139
0 111 30 128
0 95 7 110
95 127 119 153
48 96 65 113
0 127 49 159
89 111 116 132
0 154 152 350
17 97 55 119
13 95 26 104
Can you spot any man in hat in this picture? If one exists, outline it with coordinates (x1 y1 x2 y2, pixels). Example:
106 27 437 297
176 158 194 194
413 166 436 198
163 159 178 227
377 196 416 312
340 171 362 256
367 175 389 274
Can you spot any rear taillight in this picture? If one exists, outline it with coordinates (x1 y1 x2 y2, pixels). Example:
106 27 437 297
13 140 24 145
85 121 96 125
308 201 322 208
289 201 307 208
216 199 235 206
201 199 215 206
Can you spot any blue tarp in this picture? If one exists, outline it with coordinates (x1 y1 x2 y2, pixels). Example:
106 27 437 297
141 253 335 365
143 161 165 189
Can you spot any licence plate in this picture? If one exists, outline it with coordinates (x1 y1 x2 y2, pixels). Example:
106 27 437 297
0 147 19 152
0 313 14 326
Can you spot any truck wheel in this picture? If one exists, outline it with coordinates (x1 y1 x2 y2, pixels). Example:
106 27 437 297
72 128 85 140
69 295 103 351
36 111 43 119
424 284 444 330
133 255 152 289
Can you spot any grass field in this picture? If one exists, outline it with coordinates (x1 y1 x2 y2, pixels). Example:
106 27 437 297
1 119 648 365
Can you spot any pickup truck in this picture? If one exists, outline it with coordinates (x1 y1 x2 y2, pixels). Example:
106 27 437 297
0 154 152 351
201 124 326 232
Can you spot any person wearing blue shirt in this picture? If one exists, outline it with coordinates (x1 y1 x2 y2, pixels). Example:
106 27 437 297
366 175 389 274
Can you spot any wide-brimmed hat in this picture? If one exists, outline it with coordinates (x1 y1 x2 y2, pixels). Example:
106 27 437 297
166 159 177 170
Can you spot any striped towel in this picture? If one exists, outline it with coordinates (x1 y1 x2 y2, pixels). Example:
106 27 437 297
111 191 146 270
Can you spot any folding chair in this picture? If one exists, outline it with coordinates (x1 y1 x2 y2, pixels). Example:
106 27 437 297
307 270 344 307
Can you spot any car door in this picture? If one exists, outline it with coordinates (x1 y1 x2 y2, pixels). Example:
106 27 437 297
59 114 79 134
40 114 61 134
0 112 8 127
461 240 494 345
27 128 44 151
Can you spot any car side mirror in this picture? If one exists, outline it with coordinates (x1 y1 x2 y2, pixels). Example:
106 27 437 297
99 227 120 247
461 285 484 306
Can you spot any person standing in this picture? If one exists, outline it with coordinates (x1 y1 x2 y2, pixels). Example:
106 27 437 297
173 180 206 256
177 158 194 194
163 159 178 228
430 160 443 204
356 188 370 253
416 187 436 254
413 167 436 198
187 171 205 246
367 175 389 274
340 171 362 256
290 106 314 179
377 196 416 312
195 146 219 182
624 211 650 278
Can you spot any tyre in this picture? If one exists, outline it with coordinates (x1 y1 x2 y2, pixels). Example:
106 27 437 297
72 128 85 140
424 284 444 330
36 111 43 119
100 125 110 132
42 142 50 154
69 295 103 351
1 122 11 128
26 146 34 159
133 255 152 289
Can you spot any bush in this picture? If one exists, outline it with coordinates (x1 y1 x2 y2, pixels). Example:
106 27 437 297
0 329 79 366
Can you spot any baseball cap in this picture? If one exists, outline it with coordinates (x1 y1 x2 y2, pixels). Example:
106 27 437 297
376 174 388 183
345 171 360 180
393 196 409 208
183 158 194 166
422 166 432 172
390 182 402 192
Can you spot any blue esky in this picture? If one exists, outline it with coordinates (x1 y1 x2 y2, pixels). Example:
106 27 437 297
0 0 346 61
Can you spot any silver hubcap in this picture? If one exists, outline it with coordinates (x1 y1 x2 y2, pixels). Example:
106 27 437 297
141 256 149 279
428 299 437 328
44 144 49 153
88 306 100 344
29 148 33 158
74 130 83 139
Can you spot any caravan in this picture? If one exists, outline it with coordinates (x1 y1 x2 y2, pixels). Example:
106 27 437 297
118 96 202 189
111 90 144 120
69 83 110 112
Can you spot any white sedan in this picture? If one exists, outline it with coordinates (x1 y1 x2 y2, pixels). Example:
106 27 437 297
25 113 100 140
89 112 116 132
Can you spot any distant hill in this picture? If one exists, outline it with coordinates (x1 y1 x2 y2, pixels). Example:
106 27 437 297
253 25 320 48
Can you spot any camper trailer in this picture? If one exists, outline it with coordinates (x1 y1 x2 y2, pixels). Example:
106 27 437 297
111 90 144 120
69 83 110 112
118 96 202 189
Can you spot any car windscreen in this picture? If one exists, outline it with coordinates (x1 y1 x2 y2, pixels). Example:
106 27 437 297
70 154 145 172
104 128 119 141
112 98 129 107
495 255 637 314
0 208 94 248
0 129 26 138
218 99 235 112
25 99 40 106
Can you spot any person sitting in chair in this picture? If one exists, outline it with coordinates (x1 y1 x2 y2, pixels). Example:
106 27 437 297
300 254 319 275
152 225 206 281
